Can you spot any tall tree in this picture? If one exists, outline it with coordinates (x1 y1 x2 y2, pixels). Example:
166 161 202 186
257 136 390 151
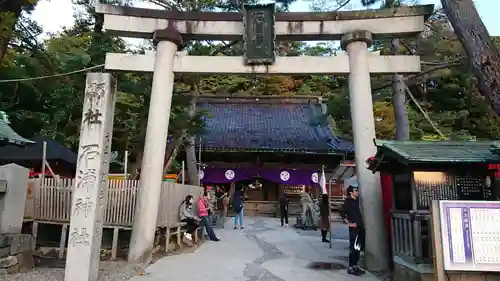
185 95 199 185
363 0 500 117
385 0 410 140
440 0 500 116
0 0 38 62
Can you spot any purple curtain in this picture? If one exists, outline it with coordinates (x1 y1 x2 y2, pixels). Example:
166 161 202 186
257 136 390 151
259 169 317 185
200 167 258 184
201 167 319 186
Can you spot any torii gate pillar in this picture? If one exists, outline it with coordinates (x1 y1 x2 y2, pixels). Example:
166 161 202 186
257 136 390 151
128 25 182 263
342 30 389 271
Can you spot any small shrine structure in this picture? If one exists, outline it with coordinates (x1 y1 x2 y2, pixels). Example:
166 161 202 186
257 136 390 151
368 140 500 279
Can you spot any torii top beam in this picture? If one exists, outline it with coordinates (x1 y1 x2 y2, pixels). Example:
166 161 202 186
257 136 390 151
95 4 433 41
104 52 421 75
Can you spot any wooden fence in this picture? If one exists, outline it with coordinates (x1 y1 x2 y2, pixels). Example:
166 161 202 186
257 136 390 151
391 210 432 264
156 183 202 227
29 178 202 228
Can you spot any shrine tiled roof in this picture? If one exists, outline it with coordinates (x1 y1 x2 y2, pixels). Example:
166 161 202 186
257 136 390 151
373 139 500 164
0 112 34 146
196 100 353 154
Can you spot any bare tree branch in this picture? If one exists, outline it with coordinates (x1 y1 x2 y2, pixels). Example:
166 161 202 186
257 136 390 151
334 0 351 11
372 62 464 93
210 40 240 56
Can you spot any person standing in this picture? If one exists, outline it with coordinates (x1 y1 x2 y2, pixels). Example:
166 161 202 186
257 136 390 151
221 192 230 228
232 187 244 229
197 192 220 241
279 195 289 227
342 185 366 276
319 194 330 243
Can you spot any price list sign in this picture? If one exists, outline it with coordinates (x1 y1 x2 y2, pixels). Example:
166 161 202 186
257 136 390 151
440 200 500 271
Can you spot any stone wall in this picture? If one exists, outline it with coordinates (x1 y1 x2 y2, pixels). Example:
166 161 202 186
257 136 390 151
0 234 35 274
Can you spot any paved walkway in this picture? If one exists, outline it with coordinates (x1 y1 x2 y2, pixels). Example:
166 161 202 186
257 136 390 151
130 217 380 281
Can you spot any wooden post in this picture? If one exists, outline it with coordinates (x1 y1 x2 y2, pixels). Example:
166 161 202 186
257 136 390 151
40 141 46 187
198 137 202 187
111 227 119 260
410 173 422 259
181 161 185 184
329 179 332 249
33 179 41 221
430 200 446 281
124 150 128 181
31 221 38 251
59 223 68 259
229 182 235 198
165 228 171 252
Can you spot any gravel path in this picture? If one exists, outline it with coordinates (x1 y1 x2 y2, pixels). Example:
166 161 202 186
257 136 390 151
3 261 146 281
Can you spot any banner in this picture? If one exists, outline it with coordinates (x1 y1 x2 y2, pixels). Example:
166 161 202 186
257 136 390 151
320 167 327 194
200 167 322 186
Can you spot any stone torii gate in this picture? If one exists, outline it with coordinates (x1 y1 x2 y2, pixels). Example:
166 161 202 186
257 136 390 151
64 3 432 281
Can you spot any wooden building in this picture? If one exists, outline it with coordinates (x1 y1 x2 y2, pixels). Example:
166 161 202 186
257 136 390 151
189 96 354 216
368 140 500 279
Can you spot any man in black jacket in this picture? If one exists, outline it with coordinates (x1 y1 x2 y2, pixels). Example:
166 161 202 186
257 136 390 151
342 184 366 276
279 195 289 227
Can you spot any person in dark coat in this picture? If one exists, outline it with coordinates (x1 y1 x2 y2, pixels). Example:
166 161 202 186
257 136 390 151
342 184 366 276
279 195 289 227
319 193 330 243
232 187 245 229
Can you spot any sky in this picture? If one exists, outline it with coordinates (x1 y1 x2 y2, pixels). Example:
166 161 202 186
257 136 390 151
30 0 500 38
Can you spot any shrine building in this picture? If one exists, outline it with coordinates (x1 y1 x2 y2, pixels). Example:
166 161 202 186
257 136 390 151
187 96 354 216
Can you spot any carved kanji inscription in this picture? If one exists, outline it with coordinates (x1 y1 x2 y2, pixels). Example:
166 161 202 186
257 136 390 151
73 197 94 218
83 108 103 125
69 228 91 247
85 82 105 109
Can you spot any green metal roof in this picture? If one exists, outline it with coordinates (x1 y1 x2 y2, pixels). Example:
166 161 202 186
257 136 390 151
491 142 500 156
374 139 500 164
0 112 34 145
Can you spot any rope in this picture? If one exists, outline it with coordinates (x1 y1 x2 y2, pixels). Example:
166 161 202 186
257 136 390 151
403 83 447 139
0 64 104 83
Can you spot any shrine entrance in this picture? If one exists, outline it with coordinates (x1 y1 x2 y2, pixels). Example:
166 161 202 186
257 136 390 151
65 2 432 281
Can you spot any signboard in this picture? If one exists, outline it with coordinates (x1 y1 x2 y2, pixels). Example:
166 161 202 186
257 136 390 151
243 3 276 65
439 200 500 271
283 185 305 195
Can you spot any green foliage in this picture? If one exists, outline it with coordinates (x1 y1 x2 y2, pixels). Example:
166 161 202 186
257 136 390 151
0 0 209 168
1 0 500 173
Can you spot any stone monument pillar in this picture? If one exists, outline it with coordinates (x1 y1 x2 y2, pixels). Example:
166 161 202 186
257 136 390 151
0 164 29 234
341 30 389 271
128 25 183 263
64 73 116 281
